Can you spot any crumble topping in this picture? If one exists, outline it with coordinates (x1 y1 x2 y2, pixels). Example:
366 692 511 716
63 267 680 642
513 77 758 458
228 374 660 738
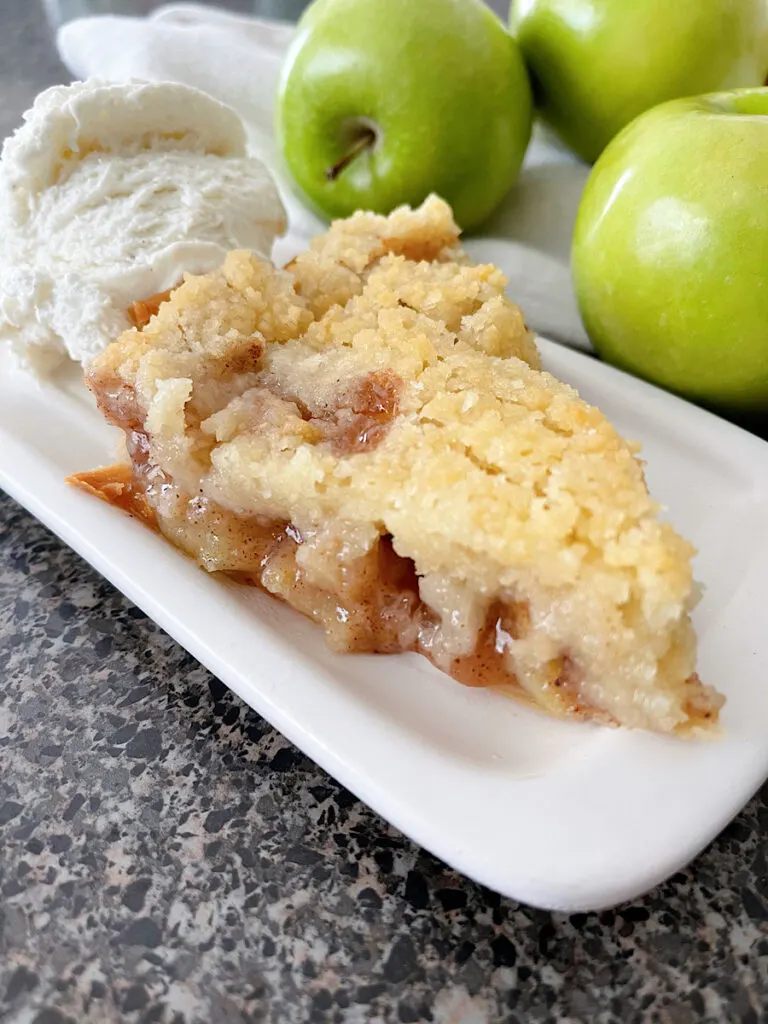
71 195 723 734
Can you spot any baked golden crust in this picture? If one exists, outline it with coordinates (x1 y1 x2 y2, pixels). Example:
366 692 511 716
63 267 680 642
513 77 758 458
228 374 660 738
80 195 723 734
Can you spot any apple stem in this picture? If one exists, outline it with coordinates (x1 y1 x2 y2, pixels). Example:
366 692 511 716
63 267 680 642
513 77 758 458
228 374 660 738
325 127 377 181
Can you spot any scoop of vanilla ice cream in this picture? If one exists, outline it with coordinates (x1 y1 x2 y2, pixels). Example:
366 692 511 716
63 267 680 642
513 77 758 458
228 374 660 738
0 79 286 373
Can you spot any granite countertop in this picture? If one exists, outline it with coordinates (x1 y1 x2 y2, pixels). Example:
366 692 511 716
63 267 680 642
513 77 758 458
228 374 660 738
1 3 767 1023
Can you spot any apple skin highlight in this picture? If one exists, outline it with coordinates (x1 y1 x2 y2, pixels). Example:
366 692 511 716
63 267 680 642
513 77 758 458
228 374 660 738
572 89 768 412
511 0 768 163
276 0 533 231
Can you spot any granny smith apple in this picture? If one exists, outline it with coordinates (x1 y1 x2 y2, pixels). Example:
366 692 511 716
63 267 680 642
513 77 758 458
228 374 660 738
276 0 533 230
511 0 768 163
572 88 768 411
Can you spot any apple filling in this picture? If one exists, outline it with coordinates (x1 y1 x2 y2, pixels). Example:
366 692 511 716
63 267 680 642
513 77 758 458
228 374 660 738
71 197 724 734
71 458 590 717
127 288 175 330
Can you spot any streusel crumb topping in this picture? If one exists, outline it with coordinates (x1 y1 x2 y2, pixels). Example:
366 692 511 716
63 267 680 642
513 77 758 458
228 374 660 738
79 195 723 734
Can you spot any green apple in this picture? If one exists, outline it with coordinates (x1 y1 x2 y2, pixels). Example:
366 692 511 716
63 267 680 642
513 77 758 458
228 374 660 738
511 0 768 163
276 0 533 230
571 88 768 411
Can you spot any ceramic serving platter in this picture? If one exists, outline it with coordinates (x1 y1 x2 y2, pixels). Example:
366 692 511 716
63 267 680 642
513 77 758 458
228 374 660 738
2 319 768 913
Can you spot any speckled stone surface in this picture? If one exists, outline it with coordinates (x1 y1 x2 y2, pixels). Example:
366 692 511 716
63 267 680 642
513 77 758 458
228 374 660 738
1 3 768 1023
3 489 768 1024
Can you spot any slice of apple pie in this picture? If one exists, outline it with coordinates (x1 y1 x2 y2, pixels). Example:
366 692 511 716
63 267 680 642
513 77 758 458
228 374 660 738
71 195 723 734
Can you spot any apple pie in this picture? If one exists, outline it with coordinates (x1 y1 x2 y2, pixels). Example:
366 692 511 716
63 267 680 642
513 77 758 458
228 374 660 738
71 195 723 734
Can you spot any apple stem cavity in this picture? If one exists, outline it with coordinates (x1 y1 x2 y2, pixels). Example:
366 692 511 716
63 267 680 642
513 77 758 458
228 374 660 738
325 126 377 181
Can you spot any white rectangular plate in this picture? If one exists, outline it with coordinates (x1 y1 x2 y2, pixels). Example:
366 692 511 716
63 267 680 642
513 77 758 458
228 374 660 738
2 337 768 913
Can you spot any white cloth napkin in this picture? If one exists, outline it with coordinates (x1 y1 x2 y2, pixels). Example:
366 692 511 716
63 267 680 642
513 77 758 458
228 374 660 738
57 2 592 349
